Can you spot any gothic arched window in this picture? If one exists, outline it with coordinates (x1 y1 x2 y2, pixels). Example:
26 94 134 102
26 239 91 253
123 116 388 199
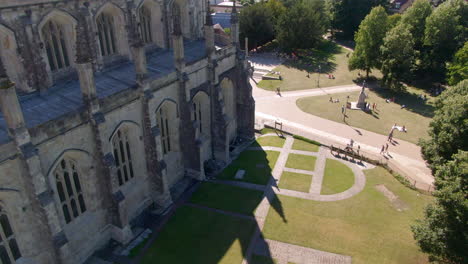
97 13 117 56
55 159 86 224
193 101 202 134
112 129 135 186
42 20 70 72
0 206 21 264
157 107 171 154
139 6 153 44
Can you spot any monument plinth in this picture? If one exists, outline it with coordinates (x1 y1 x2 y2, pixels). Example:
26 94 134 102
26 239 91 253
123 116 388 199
350 82 368 110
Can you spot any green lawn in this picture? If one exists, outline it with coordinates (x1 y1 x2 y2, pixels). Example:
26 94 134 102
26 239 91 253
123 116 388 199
285 154 317 171
190 182 264 215
262 167 433 264
291 139 319 152
257 42 381 92
279 171 312 193
218 150 280 185
297 88 434 144
140 206 255 264
321 159 355 195
252 135 286 148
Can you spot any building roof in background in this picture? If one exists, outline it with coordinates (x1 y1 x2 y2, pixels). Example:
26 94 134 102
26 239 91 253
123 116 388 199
212 12 231 29
215 1 243 7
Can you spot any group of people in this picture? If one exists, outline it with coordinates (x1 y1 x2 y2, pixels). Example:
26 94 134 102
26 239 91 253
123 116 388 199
329 97 340 103
327 74 336 79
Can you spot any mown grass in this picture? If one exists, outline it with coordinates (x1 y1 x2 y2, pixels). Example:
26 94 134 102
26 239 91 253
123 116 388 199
263 167 433 264
218 150 280 185
190 182 264 215
140 206 255 264
279 171 312 193
285 154 317 171
320 159 355 195
296 88 433 143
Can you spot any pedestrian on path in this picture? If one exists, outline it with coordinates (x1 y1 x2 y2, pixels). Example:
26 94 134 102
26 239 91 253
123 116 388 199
342 105 345 114
276 87 282 97
357 145 360 155
380 145 385 155
385 143 389 154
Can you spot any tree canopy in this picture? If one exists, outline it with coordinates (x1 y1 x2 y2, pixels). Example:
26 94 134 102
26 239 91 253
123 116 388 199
276 0 328 51
419 80 468 170
328 0 389 39
348 6 388 76
447 41 468 85
424 0 467 76
239 2 275 50
412 150 468 264
400 0 433 50
380 23 416 91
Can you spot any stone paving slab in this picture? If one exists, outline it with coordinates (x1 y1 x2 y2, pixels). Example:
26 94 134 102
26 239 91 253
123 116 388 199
309 148 327 195
283 167 315 176
248 146 283 152
254 239 352 264
289 149 320 157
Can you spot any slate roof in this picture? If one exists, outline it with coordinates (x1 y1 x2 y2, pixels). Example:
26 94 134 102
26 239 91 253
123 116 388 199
0 40 207 145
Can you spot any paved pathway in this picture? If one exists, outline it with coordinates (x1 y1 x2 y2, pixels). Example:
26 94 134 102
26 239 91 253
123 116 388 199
254 239 352 264
250 78 434 190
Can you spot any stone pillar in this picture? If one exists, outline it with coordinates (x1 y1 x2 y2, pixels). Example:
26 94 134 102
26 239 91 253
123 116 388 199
230 1 240 47
171 20 203 180
132 46 148 82
75 10 133 244
0 59 60 264
19 11 51 93
204 2 215 56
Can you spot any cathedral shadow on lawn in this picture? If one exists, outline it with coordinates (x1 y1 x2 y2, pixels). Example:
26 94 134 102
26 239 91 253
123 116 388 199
135 149 286 264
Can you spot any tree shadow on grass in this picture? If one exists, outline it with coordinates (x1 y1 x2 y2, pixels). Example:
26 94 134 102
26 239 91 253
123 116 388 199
135 149 286 264
365 83 436 118
281 41 341 74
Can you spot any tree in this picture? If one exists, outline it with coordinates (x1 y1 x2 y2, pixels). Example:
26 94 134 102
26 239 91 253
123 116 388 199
387 14 401 29
419 80 468 170
400 0 432 50
412 150 468 264
239 3 275 50
330 0 389 39
265 0 286 29
276 0 328 51
348 6 388 77
380 23 416 91
423 0 467 77
447 42 468 86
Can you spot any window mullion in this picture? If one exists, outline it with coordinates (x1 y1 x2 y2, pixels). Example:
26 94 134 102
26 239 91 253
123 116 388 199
68 164 81 215
46 27 59 71
55 27 67 69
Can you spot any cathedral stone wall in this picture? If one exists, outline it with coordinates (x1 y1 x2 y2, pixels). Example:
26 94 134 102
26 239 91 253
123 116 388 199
0 1 254 264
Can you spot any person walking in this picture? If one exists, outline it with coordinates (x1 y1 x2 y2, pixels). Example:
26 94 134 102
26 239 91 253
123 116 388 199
385 143 389 154
380 145 385 155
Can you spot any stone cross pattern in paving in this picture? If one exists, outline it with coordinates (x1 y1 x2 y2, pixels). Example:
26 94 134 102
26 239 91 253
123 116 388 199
238 135 360 264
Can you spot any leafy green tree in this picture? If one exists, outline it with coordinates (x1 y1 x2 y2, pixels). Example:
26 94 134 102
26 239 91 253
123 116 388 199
329 0 389 39
447 42 468 85
276 0 328 51
419 80 468 169
400 0 432 50
423 0 467 77
387 14 401 29
348 6 388 77
380 23 416 91
239 3 274 50
265 0 286 29
412 150 468 264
